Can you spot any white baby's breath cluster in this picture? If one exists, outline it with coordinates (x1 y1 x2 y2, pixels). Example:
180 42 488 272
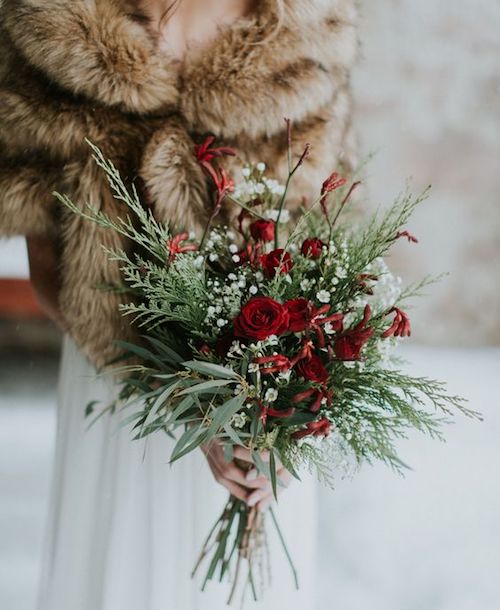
233 163 286 204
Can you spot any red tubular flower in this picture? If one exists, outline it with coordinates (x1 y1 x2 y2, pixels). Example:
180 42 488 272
253 354 292 375
258 401 296 426
260 249 293 278
194 136 236 165
382 307 412 338
292 387 332 413
357 273 379 296
166 232 198 263
290 339 315 366
234 296 290 340
203 164 234 201
250 219 276 243
333 304 374 361
320 171 347 216
295 354 329 384
395 230 419 244
301 237 326 259
311 306 344 348
292 418 332 440
285 298 314 332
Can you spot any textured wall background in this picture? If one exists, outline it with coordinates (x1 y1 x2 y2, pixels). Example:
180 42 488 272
352 0 500 346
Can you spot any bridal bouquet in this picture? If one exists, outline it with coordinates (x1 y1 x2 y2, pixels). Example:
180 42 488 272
57 127 478 605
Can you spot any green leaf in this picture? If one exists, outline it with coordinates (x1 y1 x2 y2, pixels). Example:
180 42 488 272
170 427 209 463
183 360 239 380
252 450 271 480
148 380 181 412
113 339 165 368
141 335 184 364
178 379 233 396
208 393 247 435
85 400 100 418
223 423 245 447
170 426 199 461
269 450 278 500
166 395 195 425
223 443 235 463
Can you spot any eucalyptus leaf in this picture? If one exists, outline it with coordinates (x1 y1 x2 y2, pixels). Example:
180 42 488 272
183 360 239 380
208 393 247 435
178 379 233 396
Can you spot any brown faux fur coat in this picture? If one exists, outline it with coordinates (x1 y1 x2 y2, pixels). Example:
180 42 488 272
0 0 358 369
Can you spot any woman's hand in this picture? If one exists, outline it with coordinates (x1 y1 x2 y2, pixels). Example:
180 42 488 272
26 235 68 332
201 440 292 512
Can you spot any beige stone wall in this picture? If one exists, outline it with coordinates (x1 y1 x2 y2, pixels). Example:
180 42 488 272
352 0 500 345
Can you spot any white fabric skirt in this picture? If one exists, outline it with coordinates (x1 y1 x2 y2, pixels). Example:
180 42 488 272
37 335 318 610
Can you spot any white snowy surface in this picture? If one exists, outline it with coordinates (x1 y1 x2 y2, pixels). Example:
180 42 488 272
0 238 30 279
0 346 498 610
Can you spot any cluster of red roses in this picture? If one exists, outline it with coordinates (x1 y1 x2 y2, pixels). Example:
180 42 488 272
231 291 378 440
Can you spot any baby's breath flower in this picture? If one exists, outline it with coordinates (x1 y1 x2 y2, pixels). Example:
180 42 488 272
231 413 248 429
264 388 278 402
317 290 331 303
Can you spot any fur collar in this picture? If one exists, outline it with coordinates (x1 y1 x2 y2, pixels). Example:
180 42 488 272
0 0 350 115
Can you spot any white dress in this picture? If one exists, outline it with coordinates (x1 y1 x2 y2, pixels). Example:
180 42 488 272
37 335 318 610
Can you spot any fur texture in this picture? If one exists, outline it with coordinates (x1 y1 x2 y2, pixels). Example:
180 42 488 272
0 0 359 369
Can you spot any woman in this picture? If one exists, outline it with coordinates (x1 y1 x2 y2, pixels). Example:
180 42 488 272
0 0 358 607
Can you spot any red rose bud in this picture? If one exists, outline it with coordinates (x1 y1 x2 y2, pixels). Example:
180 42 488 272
285 298 314 332
253 354 292 375
215 332 235 357
292 418 332 440
333 304 374 361
234 296 290 340
295 354 329 384
260 249 293 278
382 307 411 338
250 219 276 243
301 237 326 259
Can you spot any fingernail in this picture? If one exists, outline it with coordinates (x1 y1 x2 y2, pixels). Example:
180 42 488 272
246 469 257 481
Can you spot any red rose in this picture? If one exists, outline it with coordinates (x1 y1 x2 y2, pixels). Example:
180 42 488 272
250 219 275 243
301 238 326 259
295 354 329 384
234 296 290 340
285 298 314 332
261 249 293 278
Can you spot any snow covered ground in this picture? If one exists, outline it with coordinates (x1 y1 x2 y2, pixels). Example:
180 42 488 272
0 347 498 610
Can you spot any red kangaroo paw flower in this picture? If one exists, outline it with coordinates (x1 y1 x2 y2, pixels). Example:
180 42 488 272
253 355 292 375
166 232 198 263
194 136 236 164
292 418 332 440
395 231 419 244
382 307 412 338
